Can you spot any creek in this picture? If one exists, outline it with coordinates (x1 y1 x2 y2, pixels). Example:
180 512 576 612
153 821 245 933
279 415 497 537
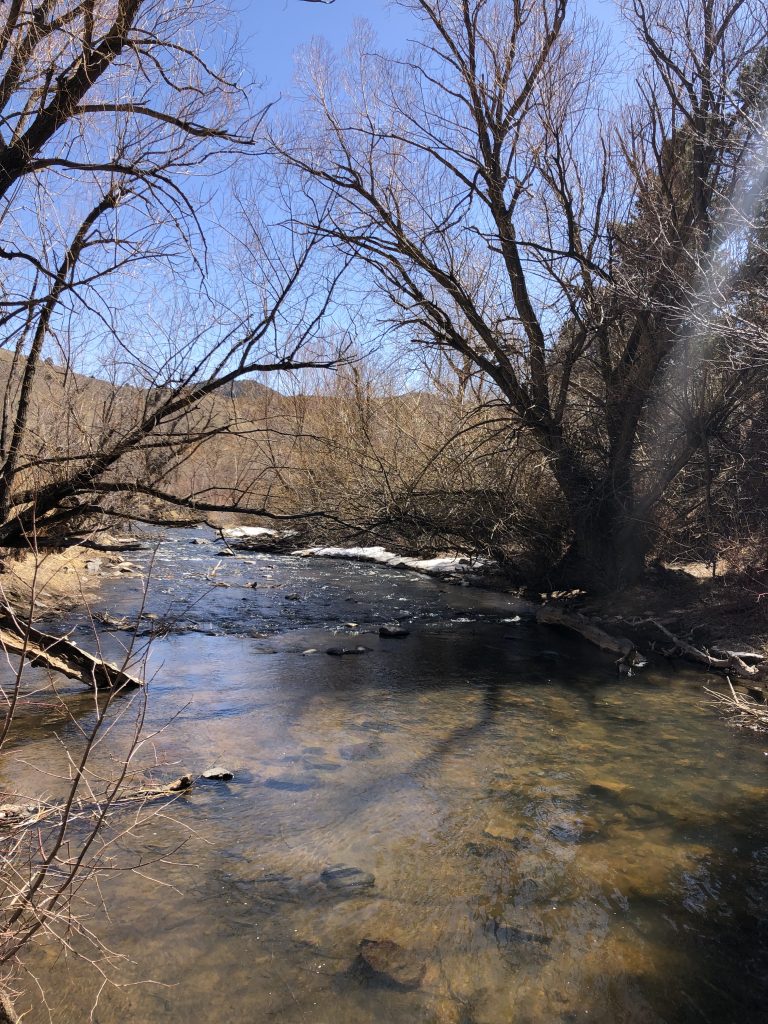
3 528 768 1023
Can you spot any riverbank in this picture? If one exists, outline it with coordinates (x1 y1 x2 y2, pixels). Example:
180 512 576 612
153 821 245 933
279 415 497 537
0 544 143 619
574 562 768 667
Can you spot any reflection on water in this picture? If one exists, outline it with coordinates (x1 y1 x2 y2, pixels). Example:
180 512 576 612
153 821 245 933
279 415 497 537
3 531 768 1023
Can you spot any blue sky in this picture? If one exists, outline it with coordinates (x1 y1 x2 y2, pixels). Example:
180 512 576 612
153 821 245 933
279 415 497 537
243 0 625 101
244 1 419 97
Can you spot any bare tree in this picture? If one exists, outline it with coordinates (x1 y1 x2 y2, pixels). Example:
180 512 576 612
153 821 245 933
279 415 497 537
0 1 346 553
274 0 768 588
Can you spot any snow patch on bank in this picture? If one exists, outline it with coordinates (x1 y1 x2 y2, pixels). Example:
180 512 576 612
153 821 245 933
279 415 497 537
221 526 281 540
292 545 488 577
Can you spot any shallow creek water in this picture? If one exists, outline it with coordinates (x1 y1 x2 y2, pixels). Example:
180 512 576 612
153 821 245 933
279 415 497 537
3 529 768 1023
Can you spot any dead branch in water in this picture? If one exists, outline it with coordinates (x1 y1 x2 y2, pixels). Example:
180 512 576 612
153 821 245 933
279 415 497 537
0 774 196 837
0 605 143 690
705 678 768 729
633 618 763 680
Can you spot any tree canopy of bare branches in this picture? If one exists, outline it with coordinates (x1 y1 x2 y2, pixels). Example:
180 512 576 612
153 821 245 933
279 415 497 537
0 0 346 550
273 0 768 588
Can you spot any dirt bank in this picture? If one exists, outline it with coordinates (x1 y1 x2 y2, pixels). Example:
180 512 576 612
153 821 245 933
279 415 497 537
0 545 142 618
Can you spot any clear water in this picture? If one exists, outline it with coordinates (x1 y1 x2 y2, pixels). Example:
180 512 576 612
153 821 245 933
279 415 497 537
3 530 768 1023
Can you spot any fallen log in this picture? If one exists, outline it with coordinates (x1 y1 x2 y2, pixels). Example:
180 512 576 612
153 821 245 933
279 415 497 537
82 538 145 552
639 618 762 680
0 605 143 690
536 606 639 660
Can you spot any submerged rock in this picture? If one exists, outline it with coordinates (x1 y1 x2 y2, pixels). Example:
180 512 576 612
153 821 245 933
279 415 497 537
320 864 375 894
356 938 426 990
339 740 382 761
483 818 529 846
548 816 601 843
301 757 341 772
464 841 500 858
586 778 631 799
624 802 660 825
485 920 551 947
326 646 370 656
263 775 318 792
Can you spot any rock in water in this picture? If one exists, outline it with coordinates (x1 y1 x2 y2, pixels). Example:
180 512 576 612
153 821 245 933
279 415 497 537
357 939 426 990
379 624 410 638
168 774 193 792
202 767 234 781
326 646 370 656
319 864 375 894
339 741 382 761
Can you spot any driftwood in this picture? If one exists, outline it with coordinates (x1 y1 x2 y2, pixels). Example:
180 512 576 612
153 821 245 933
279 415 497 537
0 774 197 836
637 618 763 680
0 605 143 690
536 607 638 660
82 538 144 552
